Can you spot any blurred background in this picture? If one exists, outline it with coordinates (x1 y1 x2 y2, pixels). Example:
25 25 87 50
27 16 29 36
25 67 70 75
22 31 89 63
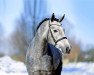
0 0 94 64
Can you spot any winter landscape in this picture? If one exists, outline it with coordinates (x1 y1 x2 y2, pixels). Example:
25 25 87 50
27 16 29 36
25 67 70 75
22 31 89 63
0 0 94 75
0 56 94 75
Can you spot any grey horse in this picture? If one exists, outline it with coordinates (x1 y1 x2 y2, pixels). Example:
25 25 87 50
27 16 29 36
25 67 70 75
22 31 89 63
26 13 71 75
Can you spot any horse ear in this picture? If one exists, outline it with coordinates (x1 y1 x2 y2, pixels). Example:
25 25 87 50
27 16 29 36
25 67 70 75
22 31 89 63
51 13 55 22
59 14 65 22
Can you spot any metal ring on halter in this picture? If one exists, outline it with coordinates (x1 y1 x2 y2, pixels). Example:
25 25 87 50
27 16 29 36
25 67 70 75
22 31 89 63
48 21 67 46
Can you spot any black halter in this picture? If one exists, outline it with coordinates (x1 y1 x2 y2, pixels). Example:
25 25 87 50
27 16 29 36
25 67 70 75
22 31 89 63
48 21 67 46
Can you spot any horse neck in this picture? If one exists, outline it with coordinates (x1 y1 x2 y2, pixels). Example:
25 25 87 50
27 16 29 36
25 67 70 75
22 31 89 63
31 21 49 56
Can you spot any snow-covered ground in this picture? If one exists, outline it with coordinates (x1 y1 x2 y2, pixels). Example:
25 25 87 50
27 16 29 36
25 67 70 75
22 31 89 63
62 62 94 75
0 56 94 75
0 56 27 75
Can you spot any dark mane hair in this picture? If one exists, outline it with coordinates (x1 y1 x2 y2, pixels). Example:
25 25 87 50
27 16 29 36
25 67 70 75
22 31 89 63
36 18 59 30
37 18 50 30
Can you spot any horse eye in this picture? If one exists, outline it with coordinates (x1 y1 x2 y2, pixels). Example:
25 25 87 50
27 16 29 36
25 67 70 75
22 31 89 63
53 30 58 32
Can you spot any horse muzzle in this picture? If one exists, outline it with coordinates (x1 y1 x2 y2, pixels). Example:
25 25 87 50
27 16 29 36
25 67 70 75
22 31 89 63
66 46 71 54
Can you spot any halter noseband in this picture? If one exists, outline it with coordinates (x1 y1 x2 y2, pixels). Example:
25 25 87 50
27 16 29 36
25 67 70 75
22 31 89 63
48 21 67 46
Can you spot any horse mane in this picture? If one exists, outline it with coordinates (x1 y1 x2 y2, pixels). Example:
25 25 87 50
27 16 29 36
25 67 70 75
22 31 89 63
36 18 50 30
36 18 59 30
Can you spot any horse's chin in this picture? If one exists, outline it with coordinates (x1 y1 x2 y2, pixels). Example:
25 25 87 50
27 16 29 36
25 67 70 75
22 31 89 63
55 46 65 55
58 48 64 54
56 45 64 54
57 47 70 54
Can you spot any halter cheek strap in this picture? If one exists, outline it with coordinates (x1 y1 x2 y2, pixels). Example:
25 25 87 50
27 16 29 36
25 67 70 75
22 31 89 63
48 21 67 46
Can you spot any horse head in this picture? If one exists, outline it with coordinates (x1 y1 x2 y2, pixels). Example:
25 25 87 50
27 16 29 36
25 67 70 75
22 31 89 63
47 13 71 54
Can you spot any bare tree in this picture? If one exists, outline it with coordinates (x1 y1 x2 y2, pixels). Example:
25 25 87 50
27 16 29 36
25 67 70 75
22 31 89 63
11 0 47 62
23 0 47 39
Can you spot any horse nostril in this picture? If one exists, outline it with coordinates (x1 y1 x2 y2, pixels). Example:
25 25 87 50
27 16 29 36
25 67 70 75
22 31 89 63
66 47 71 54
66 47 69 51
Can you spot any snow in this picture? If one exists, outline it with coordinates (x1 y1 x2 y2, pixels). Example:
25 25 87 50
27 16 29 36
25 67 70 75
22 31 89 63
0 56 27 75
0 56 94 75
62 62 94 75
